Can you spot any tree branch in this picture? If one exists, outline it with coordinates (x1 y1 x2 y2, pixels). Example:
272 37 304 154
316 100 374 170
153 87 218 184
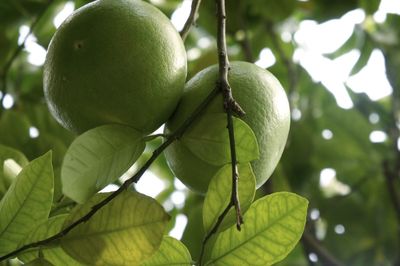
383 160 400 220
383 158 400 264
179 0 202 41
382 49 400 264
197 1 245 264
216 0 245 230
198 202 231 265
265 21 297 95
0 0 53 98
301 231 345 266
233 8 344 266
236 0 254 62
0 87 220 262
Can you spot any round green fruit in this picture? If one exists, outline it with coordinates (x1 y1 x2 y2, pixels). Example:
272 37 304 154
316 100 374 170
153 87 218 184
164 62 290 193
44 0 187 134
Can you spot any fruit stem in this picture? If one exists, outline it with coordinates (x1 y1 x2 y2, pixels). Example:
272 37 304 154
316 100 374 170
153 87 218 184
198 0 246 264
198 201 232 265
180 0 202 41
265 21 298 97
216 0 244 230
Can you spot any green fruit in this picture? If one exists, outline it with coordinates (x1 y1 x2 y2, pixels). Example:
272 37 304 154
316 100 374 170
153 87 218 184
44 0 187 134
165 62 290 193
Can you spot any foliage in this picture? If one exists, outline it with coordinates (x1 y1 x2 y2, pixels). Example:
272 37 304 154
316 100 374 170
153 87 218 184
0 0 399 265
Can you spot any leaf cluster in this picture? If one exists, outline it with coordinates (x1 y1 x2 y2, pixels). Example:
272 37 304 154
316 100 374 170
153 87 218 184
1 0 399 265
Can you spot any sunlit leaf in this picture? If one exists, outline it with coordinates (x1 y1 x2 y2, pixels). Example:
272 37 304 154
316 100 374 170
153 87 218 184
61 124 145 203
0 152 54 255
203 163 256 233
140 236 192 266
205 192 308 266
18 214 82 266
182 114 259 166
61 190 170 265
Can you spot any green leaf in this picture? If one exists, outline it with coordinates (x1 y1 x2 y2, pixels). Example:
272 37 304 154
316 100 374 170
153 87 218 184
140 236 192 266
182 114 259 166
0 144 29 197
205 192 308 266
24 258 54 266
18 214 82 266
0 152 54 256
61 190 170 265
181 200 204 261
61 125 145 203
203 163 256 233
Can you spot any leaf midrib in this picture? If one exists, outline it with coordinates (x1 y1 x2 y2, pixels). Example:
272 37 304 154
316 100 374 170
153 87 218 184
207 201 305 264
0 161 49 241
63 218 166 242
141 262 192 266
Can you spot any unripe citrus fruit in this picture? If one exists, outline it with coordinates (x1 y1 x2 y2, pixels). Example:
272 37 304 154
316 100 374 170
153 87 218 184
165 62 290 193
44 0 187 134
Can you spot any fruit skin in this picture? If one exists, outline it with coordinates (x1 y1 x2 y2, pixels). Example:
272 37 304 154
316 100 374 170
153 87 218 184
44 0 187 134
165 62 290 193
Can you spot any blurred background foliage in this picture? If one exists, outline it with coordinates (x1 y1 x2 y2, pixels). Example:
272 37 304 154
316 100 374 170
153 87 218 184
0 0 399 265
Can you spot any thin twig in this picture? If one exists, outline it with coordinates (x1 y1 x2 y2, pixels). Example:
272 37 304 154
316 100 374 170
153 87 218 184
198 203 232 265
383 158 400 265
265 21 297 95
263 15 344 266
234 10 344 266
197 1 245 264
0 0 53 98
215 0 245 229
179 0 202 41
301 231 345 266
300 231 317 266
383 52 400 264
383 160 400 221
0 87 220 262
237 0 254 62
